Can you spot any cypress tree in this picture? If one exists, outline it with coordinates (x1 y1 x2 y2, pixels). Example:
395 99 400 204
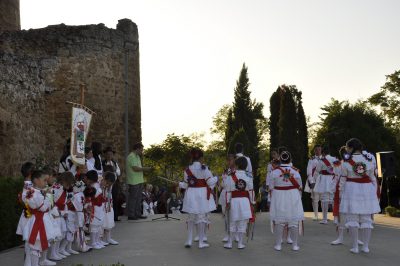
224 63 265 196
269 88 282 152
224 108 234 150
278 86 298 159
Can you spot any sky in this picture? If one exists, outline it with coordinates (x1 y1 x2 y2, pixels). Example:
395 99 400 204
21 0 400 146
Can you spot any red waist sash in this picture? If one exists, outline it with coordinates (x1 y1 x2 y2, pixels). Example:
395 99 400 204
231 190 249 198
92 195 105 207
274 186 298 190
320 170 334 175
188 179 211 200
346 177 371 183
29 208 49 250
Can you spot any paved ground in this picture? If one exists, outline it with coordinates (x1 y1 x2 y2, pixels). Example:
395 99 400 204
1 212 399 266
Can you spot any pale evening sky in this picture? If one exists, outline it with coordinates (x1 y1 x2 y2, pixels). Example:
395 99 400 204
21 0 400 146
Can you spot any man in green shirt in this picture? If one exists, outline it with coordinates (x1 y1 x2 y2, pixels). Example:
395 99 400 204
126 142 152 220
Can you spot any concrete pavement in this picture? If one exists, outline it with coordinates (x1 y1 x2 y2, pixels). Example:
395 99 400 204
1 213 399 266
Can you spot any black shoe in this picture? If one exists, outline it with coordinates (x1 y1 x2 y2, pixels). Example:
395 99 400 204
138 215 147 219
128 217 138 220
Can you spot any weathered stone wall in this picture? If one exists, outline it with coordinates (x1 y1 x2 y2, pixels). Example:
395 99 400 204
0 0 20 31
0 19 141 177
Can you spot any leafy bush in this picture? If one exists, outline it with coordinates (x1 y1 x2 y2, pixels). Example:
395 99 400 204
385 206 400 217
0 177 24 251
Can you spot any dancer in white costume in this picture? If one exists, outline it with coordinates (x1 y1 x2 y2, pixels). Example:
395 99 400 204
235 142 253 178
269 151 304 252
180 148 217 249
16 162 35 266
223 157 255 249
23 170 56 266
219 154 236 243
313 146 338 224
330 146 364 246
340 138 380 254
304 145 322 221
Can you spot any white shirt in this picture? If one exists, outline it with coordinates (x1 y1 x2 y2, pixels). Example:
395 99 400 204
236 153 253 177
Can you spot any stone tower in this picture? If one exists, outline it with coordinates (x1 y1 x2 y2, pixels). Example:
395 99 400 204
0 0 21 31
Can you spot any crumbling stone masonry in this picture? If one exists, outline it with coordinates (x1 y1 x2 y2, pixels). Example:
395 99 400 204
0 19 142 177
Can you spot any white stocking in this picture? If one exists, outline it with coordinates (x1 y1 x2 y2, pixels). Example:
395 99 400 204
24 242 31 266
322 201 329 221
289 226 299 249
362 228 372 251
30 250 40 266
349 226 359 252
312 200 319 219
185 221 194 247
274 224 284 250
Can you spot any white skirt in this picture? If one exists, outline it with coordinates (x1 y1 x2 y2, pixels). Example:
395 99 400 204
16 212 28 236
23 212 56 251
182 187 213 214
76 212 85 228
49 215 63 240
314 175 334 194
91 206 105 227
270 189 304 224
340 182 381 215
218 189 227 208
230 197 252 222
103 210 115 230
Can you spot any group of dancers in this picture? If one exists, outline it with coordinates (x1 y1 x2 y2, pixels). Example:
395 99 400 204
17 154 119 266
180 138 381 254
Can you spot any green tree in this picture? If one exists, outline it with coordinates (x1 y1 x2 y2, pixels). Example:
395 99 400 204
278 86 298 157
225 63 265 196
269 88 281 152
144 134 204 186
314 99 400 161
369 70 400 131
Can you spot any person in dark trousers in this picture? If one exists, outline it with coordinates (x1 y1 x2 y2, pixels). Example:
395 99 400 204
126 142 152 220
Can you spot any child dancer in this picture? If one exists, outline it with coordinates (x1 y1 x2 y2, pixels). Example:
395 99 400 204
223 157 255 249
84 170 105 249
219 154 235 243
23 170 55 266
142 184 155 217
179 148 217 249
340 138 381 254
16 162 35 266
72 174 91 253
40 167 60 265
313 146 338 224
59 172 79 256
270 151 304 251
102 171 119 245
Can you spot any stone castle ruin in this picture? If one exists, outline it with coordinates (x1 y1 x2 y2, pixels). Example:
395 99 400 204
0 1 142 176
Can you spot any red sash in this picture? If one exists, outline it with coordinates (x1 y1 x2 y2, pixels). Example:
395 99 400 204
320 170 334 175
333 180 340 217
92 194 105 207
277 167 301 189
186 168 211 200
231 190 249 198
55 190 66 210
29 208 49 250
346 177 371 183
274 186 298 190
67 201 76 211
